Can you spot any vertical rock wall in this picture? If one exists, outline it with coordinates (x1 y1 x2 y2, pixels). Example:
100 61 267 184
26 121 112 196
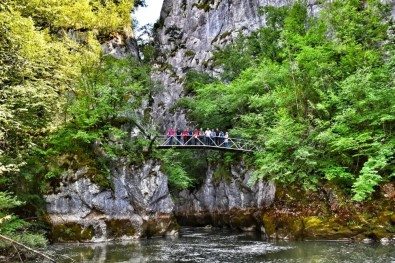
175 162 275 231
151 0 320 131
45 160 177 242
44 0 376 241
148 0 290 231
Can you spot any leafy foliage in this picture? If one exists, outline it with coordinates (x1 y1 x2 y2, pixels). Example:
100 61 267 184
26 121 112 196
0 192 47 251
0 0 140 251
41 56 152 191
6 0 134 35
160 150 196 190
186 0 395 200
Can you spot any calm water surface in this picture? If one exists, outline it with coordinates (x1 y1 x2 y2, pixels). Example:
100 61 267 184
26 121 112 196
35 227 395 263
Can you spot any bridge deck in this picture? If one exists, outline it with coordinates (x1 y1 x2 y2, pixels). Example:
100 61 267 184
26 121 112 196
155 135 258 153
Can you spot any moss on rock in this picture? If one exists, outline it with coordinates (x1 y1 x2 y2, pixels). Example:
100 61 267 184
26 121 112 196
390 214 395 224
143 216 180 237
303 216 357 239
229 209 257 231
105 219 136 238
52 222 94 242
262 214 276 237
192 0 215 12
262 212 304 239
185 50 196 58
257 182 395 240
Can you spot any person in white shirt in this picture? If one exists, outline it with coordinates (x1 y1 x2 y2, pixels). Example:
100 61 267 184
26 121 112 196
205 128 211 145
224 132 229 147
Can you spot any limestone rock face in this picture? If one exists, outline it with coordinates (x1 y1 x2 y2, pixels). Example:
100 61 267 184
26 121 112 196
45 160 176 242
101 34 140 59
175 162 275 231
151 0 395 132
151 0 322 131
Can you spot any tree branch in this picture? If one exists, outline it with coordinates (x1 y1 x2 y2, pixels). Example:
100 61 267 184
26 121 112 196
0 234 56 262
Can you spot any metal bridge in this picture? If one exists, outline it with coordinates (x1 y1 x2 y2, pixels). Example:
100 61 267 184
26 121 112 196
155 135 259 153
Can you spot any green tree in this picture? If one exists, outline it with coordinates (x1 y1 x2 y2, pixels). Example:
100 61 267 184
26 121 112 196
0 192 47 254
0 0 139 255
187 0 395 200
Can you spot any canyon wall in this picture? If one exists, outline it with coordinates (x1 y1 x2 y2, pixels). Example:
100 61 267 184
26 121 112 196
44 0 395 242
45 160 177 242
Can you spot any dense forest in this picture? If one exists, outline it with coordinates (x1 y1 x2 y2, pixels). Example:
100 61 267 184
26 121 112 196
0 0 394 259
177 0 395 201
0 0 152 256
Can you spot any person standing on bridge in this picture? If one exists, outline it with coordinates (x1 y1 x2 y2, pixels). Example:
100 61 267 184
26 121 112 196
224 132 229 148
176 127 182 145
182 128 188 145
199 128 204 145
210 129 216 146
188 127 193 145
193 129 199 145
219 130 224 146
215 128 220 145
168 127 175 145
205 128 211 145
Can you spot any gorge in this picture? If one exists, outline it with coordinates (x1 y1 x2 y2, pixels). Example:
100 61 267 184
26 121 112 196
43 0 395 243
1 2 395 260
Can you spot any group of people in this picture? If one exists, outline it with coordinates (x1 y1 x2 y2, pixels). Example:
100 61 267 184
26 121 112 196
167 127 229 147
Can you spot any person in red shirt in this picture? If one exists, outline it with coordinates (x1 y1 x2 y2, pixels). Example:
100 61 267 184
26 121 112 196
167 127 175 145
193 129 199 145
198 128 204 145
182 129 188 145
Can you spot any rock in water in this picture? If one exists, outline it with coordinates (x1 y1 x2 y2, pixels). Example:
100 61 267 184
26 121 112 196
45 160 177 242
174 162 275 231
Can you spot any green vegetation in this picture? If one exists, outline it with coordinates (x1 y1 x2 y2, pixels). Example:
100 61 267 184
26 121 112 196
1 0 395 250
41 56 152 191
0 192 47 255
185 50 196 58
0 0 145 257
160 150 197 191
192 0 216 12
180 0 395 201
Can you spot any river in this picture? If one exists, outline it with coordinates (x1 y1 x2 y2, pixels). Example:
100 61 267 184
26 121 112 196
29 227 395 263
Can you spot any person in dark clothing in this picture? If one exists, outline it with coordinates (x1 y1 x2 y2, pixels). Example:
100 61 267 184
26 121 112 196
215 128 220 145
182 129 188 144
210 129 216 146
219 130 224 146
176 127 182 145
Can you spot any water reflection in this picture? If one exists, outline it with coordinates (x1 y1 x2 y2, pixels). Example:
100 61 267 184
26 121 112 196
263 241 395 263
28 227 395 263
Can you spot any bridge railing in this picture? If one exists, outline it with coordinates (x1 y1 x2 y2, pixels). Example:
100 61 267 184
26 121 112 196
155 135 259 152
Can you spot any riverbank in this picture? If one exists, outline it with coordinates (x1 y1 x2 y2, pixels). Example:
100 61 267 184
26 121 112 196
260 182 395 241
175 178 395 241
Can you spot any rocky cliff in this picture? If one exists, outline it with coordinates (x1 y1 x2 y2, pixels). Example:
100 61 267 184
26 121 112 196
175 162 275 231
151 0 322 131
44 0 395 242
45 160 177 242
145 0 297 233
42 0 314 242
151 0 395 241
